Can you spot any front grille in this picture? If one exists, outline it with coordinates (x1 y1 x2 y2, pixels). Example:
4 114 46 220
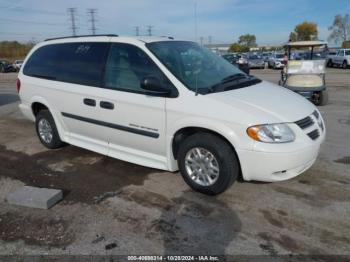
307 129 320 140
312 110 319 119
295 116 314 129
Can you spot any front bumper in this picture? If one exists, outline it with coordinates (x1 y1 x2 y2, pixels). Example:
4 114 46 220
237 113 325 182
237 143 320 182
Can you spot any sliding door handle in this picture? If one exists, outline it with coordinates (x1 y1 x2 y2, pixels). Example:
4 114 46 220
100 101 114 110
83 98 96 107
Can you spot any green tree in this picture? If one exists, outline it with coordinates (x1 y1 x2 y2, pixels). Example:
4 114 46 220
229 43 249 52
238 34 257 48
289 32 297 42
289 21 318 41
328 14 350 45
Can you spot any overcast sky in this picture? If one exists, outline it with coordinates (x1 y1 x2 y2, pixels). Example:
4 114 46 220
0 0 348 46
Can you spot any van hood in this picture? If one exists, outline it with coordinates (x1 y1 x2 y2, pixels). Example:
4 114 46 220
207 81 315 125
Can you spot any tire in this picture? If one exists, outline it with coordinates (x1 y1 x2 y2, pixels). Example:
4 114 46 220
177 133 239 195
35 110 64 149
273 63 276 70
327 60 333 68
0 65 4 73
342 61 348 69
314 90 329 106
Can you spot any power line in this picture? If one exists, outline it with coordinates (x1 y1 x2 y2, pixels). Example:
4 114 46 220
134 26 140 36
87 8 97 35
147 25 154 36
67 8 78 36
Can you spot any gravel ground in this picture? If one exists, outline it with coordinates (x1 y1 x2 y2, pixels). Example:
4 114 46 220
0 69 349 256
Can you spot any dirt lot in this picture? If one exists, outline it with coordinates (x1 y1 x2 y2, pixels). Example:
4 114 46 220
0 69 349 256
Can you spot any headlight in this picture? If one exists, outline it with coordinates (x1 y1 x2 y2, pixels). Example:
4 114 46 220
247 124 295 143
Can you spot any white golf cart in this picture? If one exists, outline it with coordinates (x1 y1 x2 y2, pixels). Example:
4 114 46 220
279 41 328 106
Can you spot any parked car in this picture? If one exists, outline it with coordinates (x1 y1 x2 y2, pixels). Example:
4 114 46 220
18 35 325 195
222 53 250 74
268 53 285 69
0 60 16 73
13 60 24 71
326 51 337 67
247 54 265 69
330 49 350 69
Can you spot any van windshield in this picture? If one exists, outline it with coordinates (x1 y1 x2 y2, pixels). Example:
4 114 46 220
147 41 261 94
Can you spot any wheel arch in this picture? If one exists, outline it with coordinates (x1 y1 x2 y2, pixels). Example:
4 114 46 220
171 126 243 179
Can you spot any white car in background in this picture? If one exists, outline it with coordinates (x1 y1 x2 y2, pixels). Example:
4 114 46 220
331 49 350 68
268 53 285 69
13 60 24 72
17 35 325 195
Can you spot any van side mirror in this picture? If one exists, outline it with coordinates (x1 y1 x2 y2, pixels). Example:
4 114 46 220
140 76 171 95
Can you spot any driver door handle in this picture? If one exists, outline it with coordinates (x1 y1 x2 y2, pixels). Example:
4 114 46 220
100 101 114 110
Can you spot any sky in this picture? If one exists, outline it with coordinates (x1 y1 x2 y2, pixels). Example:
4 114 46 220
0 0 349 46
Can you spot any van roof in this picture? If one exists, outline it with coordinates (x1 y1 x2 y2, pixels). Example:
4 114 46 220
44 35 175 43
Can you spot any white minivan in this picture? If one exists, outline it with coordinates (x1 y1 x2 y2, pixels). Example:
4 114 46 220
18 35 325 195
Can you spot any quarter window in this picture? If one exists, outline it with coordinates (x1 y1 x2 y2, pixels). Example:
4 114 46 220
104 43 171 93
23 42 109 87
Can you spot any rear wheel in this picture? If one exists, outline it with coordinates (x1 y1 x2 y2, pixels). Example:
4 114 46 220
177 133 239 195
313 90 328 106
35 110 64 149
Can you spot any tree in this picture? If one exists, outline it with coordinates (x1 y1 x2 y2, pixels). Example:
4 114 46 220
343 41 350 48
289 32 297 42
328 14 350 45
238 34 257 48
289 21 318 41
228 43 249 53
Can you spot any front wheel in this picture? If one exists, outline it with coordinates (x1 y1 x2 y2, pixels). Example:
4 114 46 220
343 61 348 69
327 60 333 67
177 133 239 195
313 90 329 106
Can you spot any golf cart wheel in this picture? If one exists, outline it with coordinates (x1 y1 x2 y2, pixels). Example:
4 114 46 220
177 133 239 195
314 90 328 106
343 61 348 69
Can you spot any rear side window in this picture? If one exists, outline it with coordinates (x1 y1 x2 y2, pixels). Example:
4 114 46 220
23 42 109 87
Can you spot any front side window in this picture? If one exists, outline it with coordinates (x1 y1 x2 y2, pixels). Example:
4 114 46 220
23 42 109 87
345 50 350 56
104 43 172 94
338 50 345 56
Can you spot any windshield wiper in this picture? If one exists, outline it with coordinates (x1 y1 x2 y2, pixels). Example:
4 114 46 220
206 73 250 93
221 73 247 84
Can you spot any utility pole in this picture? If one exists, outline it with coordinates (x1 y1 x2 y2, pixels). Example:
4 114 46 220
134 26 140 36
87 8 97 35
147 26 154 36
67 8 78 36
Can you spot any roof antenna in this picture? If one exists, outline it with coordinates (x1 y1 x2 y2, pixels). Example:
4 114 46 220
194 1 199 96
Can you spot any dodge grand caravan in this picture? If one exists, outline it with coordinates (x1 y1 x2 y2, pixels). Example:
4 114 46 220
18 35 325 195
